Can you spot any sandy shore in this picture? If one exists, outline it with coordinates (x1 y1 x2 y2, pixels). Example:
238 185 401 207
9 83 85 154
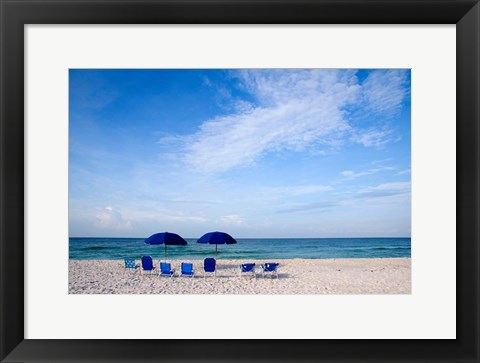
69 258 411 295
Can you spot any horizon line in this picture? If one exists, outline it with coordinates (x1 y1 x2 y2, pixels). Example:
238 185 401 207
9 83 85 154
69 236 412 239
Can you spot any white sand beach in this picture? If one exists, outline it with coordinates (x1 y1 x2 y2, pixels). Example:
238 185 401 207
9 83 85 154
69 258 411 294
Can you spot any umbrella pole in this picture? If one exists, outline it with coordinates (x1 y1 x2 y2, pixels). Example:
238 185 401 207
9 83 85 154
164 244 167 262
215 244 218 259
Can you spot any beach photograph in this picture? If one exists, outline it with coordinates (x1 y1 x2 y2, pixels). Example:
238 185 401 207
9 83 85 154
69 68 411 294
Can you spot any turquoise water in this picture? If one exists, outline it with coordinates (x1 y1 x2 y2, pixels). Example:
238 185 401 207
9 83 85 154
69 237 411 260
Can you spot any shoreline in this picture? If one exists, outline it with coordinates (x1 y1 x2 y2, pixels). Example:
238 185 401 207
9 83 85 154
69 257 411 295
69 256 410 261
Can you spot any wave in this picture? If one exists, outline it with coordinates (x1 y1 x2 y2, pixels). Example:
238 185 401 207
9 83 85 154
80 246 112 251
369 247 411 251
70 238 411 260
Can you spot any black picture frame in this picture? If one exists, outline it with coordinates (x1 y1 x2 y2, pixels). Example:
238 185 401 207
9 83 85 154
1 1 479 362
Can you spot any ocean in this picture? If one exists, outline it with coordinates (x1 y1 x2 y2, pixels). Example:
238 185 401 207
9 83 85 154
69 237 411 260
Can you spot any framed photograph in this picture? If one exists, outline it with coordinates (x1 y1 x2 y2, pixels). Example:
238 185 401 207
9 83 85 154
1 0 478 362
67 67 412 296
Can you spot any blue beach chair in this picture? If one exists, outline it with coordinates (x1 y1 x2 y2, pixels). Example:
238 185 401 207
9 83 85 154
159 262 175 278
141 256 155 275
261 262 279 279
203 258 216 278
181 262 195 278
239 263 256 278
124 258 139 273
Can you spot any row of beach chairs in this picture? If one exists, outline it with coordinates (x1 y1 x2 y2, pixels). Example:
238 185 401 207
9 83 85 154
124 257 279 279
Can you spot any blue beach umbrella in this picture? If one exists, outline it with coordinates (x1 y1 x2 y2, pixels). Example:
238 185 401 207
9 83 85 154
197 231 237 258
144 232 187 261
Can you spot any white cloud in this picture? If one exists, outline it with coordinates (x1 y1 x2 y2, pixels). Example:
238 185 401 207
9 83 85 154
351 128 400 148
95 206 208 234
202 75 212 87
341 166 395 179
233 99 254 113
183 101 351 173
266 184 333 196
277 200 341 213
96 206 132 230
372 182 411 191
169 69 409 174
277 181 411 214
397 169 411 175
219 214 244 225
341 170 370 178
126 209 208 224
362 69 409 116
357 181 411 197
158 214 208 223
237 69 360 106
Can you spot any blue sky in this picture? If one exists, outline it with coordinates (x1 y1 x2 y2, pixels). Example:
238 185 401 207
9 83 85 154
69 69 411 238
